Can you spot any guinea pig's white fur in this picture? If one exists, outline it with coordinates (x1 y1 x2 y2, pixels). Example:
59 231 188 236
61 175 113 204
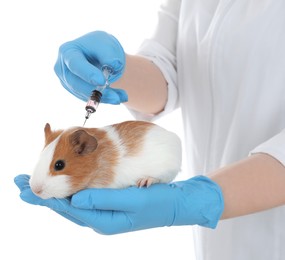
30 121 182 199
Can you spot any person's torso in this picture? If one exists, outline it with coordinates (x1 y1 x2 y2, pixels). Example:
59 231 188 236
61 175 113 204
177 0 285 173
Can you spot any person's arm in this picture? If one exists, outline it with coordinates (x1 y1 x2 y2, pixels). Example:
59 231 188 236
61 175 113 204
114 0 181 117
53 0 180 116
210 153 285 219
53 33 170 116
114 54 168 115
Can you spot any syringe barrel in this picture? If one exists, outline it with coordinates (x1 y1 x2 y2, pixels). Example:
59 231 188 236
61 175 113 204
85 90 102 113
83 65 113 125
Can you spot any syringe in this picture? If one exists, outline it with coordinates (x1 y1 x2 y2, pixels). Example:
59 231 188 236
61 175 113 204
83 65 113 126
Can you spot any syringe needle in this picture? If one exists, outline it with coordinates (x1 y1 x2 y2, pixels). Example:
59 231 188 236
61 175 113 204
83 110 91 126
83 118 87 127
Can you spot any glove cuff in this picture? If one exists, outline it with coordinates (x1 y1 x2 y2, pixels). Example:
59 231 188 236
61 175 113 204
194 175 224 228
173 175 224 229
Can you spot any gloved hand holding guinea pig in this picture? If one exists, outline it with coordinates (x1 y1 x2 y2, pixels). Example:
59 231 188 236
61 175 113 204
14 31 224 234
15 120 224 234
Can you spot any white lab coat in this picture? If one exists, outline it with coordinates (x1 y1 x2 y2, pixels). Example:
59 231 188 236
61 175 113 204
133 0 285 259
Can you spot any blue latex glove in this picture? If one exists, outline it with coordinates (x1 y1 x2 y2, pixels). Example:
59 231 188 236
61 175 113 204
54 31 128 104
14 174 224 235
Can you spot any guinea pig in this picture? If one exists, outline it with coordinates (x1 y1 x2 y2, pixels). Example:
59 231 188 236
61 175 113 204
29 120 182 199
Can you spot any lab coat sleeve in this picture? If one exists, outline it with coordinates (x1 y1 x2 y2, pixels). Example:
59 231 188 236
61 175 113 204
250 129 285 166
128 0 181 121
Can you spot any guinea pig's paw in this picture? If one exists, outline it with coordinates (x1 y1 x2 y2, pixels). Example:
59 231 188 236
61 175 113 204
136 177 160 188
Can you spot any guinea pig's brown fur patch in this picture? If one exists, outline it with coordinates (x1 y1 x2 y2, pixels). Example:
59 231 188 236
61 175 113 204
48 126 118 192
112 120 153 156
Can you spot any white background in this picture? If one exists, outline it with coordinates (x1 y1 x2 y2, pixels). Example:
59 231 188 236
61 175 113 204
0 1 196 259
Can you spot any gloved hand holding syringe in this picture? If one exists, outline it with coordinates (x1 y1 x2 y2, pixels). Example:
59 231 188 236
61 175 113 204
83 65 113 126
51 31 127 126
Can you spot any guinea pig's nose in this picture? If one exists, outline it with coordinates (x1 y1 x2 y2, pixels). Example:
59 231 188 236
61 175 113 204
31 185 43 196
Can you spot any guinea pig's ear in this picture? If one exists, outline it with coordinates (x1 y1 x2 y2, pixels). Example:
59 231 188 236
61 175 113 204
69 130 98 155
44 123 52 140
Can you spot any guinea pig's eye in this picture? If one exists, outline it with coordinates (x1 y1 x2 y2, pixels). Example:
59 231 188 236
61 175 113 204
54 160 65 171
